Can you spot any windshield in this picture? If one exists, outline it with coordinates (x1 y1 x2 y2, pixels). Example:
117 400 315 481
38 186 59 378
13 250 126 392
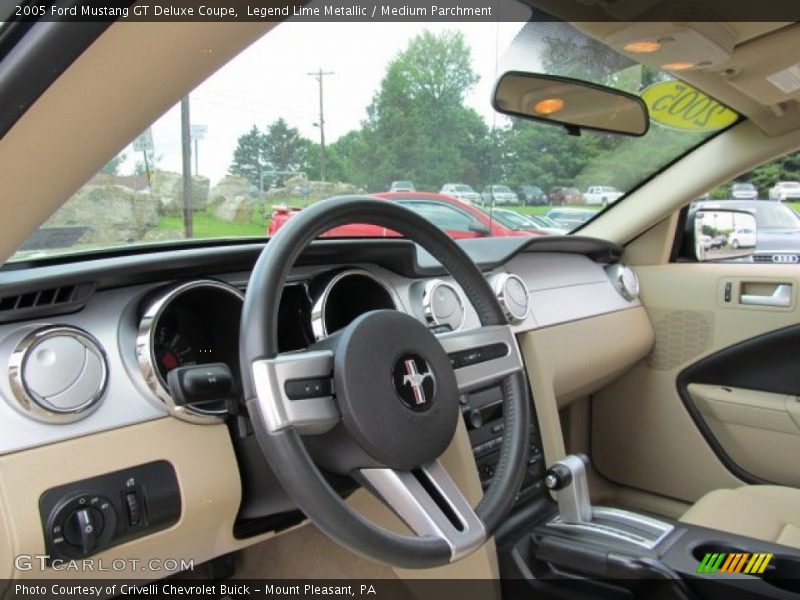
10 20 735 263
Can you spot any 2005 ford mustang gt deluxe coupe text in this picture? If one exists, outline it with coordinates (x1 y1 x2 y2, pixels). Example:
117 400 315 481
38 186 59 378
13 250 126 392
2 2 800 599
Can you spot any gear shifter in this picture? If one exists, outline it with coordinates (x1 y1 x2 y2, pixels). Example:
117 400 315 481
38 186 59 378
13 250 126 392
543 454 674 549
544 454 592 523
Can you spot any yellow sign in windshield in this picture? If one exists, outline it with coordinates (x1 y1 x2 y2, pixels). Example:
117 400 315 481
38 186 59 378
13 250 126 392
641 81 738 131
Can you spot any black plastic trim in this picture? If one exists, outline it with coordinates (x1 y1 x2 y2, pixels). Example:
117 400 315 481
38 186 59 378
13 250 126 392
1 235 622 295
675 325 800 485
232 510 305 539
39 460 181 560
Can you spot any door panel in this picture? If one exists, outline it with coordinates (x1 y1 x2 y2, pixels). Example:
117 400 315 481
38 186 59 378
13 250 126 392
677 323 800 487
592 263 800 504
687 384 800 487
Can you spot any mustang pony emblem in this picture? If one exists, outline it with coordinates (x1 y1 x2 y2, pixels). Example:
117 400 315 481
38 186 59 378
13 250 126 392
402 359 434 405
392 354 436 411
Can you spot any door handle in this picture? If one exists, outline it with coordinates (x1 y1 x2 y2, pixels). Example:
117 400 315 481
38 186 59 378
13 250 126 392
740 284 792 307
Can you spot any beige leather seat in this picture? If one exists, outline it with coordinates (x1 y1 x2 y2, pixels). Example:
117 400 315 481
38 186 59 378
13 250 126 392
681 485 800 549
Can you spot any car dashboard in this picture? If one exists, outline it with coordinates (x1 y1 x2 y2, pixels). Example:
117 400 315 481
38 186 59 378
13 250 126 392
0 236 649 578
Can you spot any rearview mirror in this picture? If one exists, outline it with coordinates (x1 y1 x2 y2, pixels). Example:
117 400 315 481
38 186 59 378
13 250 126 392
692 208 757 262
492 72 649 137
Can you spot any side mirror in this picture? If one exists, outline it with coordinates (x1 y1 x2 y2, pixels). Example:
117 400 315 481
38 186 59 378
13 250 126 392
469 222 491 235
492 71 649 137
690 208 757 262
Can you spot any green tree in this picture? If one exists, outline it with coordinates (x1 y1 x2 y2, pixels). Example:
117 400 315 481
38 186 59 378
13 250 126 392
101 152 126 175
262 118 310 178
740 150 800 196
359 29 484 191
307 129 370 187
133 152 162 177
229 125 269 189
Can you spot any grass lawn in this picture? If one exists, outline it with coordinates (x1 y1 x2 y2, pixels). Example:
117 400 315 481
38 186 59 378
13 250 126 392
157 212 267 237
502 205 601 216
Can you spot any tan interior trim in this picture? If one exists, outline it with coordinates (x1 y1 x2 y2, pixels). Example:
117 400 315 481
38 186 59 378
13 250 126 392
624 212 680 267
518 307 654 467
0 410 499 581
593 263 800 503
688 383 800 487
0 417 271 580
681 485 800 548
0 21 273 263
610 487 690 520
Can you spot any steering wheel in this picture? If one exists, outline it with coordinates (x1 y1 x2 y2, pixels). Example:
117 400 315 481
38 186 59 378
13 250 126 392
239 196 530 568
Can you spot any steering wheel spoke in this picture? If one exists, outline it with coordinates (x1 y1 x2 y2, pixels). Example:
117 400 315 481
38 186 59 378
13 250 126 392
251 350 339 435
360 460 486 562
437 325 524 393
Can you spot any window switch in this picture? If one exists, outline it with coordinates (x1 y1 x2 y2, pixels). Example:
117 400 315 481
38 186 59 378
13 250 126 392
125 492 141 527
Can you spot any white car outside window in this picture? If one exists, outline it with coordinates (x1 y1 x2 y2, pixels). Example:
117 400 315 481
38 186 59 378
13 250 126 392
769 181 800 201
729 227 757 248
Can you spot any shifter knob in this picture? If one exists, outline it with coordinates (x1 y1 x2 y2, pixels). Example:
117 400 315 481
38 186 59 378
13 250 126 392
544 463 573 491
546 454 592 523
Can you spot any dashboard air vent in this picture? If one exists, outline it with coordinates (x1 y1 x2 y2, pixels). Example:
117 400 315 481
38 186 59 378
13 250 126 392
0 283 94 324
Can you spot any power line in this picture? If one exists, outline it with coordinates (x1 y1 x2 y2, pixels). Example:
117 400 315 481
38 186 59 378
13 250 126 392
308 68 334 181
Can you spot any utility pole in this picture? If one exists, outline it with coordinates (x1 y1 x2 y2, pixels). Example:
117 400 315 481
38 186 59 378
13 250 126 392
180 96 193 239
308 68 334 182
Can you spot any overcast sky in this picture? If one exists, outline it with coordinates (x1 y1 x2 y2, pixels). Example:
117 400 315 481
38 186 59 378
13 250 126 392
120 19 531 185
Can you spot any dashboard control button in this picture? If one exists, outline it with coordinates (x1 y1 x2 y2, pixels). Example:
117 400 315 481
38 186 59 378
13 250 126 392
125 492 141 526
448 343 508 369
284 378 332 400
64 507 104 555
468 409 484 429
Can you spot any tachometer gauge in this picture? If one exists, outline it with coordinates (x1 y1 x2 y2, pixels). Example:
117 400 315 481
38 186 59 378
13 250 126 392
137 279 243 424
154 323 199 378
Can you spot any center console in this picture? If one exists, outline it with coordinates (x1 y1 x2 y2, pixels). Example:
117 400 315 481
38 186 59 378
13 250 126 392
497 454 800 600
461 385 546 504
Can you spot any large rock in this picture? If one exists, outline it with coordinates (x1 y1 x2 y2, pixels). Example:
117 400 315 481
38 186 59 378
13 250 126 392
265 178 362 202
47 185 159 244
215 195 262 223
208 175 253 210
151 171 210 215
